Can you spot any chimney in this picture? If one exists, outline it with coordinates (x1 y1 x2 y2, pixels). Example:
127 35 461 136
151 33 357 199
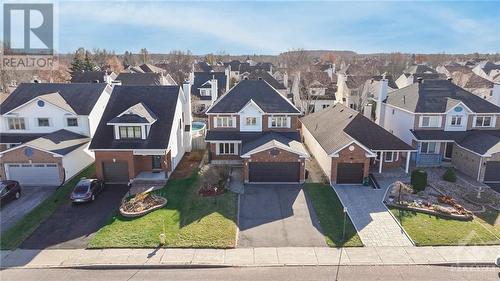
363 103 373 120
375 75 388 126
182 79 193 152
492 83 500 107
283 72 289 88
210 77 218 102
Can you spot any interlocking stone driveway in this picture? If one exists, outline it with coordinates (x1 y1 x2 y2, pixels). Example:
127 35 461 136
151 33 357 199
238 184 327 247
333 181 413 247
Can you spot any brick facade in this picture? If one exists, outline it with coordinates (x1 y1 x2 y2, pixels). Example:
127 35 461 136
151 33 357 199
243 147 305 183
0 146 64 181
94 150 171 181
330 143 370 184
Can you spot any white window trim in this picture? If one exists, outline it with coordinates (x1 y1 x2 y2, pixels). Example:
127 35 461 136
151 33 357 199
420 142 439 154
419 115 441 128
214 116 236 128
473 115 495 128
269 116 290 128
245 117 257 126
7 117 27 130
37 117 51 127
450 115 462 126
66 117 79 127
384 151 399 162
216 142 238 155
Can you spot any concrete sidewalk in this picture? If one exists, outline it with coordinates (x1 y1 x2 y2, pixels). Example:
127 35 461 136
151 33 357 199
1 246 499 268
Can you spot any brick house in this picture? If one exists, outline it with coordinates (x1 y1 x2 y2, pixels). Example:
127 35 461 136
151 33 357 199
89 84 192 184
301 103 414 184
375 78 500 184
205 80 309 183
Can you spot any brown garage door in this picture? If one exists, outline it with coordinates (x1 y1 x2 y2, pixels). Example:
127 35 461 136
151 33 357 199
337 163 364 184
249 162 300 183
103 162 129 183
484 161 500 182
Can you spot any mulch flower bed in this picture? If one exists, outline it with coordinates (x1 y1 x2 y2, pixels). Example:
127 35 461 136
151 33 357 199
198 184 225 197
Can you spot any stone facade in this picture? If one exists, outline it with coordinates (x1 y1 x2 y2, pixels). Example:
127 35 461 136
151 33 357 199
94 150 171 181
0 146 64 181
451 145 481 180
242 147 305 183
330 143 370 184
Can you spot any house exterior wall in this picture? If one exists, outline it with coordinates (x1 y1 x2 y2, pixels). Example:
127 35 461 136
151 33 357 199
479 151 500 182
87 86 112 137
242 147 305 183
168 94 187 171
451 145 482 180
0 146 64 181
330 143 370 184
311 100 336 113
61 143 94 181
381 104 416 145
301 124 332 180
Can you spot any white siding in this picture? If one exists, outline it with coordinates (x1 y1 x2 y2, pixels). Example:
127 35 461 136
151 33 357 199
167 94 186 172
239 103 262 132
88 86 112 137
381 104 415 145
61 143 94 181
302 124 332 181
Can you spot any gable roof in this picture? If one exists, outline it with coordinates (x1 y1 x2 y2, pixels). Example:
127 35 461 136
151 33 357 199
1 83 108 115
89 85 180 150
115 73 162 85
243 70 286 90
300 103 413 155
385 79 500 113
412 130 500 156
192 72 227 98
70 71 115 83
206 80 300 114
405 64 437 74
108 102 158 124
240 131 308 157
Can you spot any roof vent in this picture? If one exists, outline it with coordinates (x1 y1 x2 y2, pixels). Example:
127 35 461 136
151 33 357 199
33 79 40 83
244 77 249 80
348 114 353 119
258 77 263 80
403 95 406 104
447 77 453 81
93 80 100 83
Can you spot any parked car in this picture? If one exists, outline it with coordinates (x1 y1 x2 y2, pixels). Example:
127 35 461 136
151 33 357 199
0 180 21 206
70 179 104 203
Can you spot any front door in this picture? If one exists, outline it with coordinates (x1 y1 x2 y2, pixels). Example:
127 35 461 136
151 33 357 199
152 155 162 169
444 142 453 159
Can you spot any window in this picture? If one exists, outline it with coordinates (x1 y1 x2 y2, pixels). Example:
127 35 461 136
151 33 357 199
200 89 211 96
37 118 50 127
450 115 462 126
420 142 438 154
7 117 25 130
270 116 288 128
384 152 398 162
246 117 256 126
215 116 234 128
119 126 142 139
322 104 329 109
475 116 492 127
420 116 440 128
218 143 236 155
66 118 78 127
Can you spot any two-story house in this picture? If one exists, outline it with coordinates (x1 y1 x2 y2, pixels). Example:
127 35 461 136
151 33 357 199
375 78 500 184
89 84 192 184
395 64 443 89
191 71 229 114
205 80 309 183
0 83 112 185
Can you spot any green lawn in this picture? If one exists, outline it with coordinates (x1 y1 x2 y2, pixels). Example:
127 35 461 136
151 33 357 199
304 183 363 247
390 208 500 246
89 171 237 248
0 164 95 250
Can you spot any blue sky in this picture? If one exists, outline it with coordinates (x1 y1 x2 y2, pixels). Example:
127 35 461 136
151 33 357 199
54 1 500 54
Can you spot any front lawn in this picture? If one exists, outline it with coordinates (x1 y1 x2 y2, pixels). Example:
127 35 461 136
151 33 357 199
0 164 95 249
390 208 500 246
304 183 363 247
89 170 237 248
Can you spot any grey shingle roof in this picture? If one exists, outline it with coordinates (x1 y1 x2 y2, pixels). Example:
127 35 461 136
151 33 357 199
300 103 413 154
0 133 46 144
20 129 90 156
385 79 500 113
70 71 110 83
243 70 286 90
89 86 180 150
0 83 108 115
240 131 302 155
116 73 162 85
206 80 300 114
405 64 437 74
192 72 227 98
412 130 500 155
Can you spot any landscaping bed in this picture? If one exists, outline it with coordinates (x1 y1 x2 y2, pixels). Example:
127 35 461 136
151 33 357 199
304 183 363 247
120 192 168 218
89 167 238 248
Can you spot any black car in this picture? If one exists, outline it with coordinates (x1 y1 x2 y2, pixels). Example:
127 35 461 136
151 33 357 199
0 180 21 206
70 179 104 203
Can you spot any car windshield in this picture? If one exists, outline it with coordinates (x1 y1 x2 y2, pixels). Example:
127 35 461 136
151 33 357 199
73 184 89 194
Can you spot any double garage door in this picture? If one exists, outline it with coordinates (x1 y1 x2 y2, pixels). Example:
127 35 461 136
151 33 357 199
248 162 300 183
6 163 61 186
336 163 364 184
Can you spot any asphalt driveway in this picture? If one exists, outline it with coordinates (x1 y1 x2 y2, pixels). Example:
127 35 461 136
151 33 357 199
1 186 57 234
238 184 326 247
20 184 129 249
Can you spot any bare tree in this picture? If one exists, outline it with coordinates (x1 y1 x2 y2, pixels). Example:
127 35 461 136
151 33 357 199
167 50 194 83
105 56 124 73
279 48 311 74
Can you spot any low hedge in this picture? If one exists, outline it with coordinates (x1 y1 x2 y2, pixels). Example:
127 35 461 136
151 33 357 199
443 168 457 182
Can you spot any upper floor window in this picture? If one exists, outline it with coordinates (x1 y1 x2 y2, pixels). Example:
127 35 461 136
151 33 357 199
215 116 235 128
475 116 492 127
270 116 289 128
119 126 142 139
246 117 256 126
37 118 50 127
450 115 462 126
66 118 78 127
420 116 441 128
7 117 25 130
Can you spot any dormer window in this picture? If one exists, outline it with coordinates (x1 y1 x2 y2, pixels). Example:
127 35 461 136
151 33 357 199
119 126 142 139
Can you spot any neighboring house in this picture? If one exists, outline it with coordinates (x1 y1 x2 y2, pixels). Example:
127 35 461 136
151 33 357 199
472 61 500 81
126 63 167 74
241 70 288 96
451 73 500 106
436 64 472 78
336 73 396 111
205 80 309 183
395 64 443 89
89 84 192 183
191 72 229 114
0 83 112 184
115 72 176 86
70 71 117 83
301 104 414 184
224 60 273 82
294 71 336 113
375 78 500 183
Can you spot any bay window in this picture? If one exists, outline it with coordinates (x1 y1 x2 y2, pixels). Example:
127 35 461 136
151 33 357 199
7 117 25 130
420 142 438 154
475 116 492 127
217 142 237 155
270 116 289 128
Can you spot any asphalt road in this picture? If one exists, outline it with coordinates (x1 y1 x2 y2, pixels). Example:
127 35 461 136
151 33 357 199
20 184 129 249
0 266 498 281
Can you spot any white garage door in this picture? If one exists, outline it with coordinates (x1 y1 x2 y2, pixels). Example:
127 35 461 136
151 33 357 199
6 163 61 186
